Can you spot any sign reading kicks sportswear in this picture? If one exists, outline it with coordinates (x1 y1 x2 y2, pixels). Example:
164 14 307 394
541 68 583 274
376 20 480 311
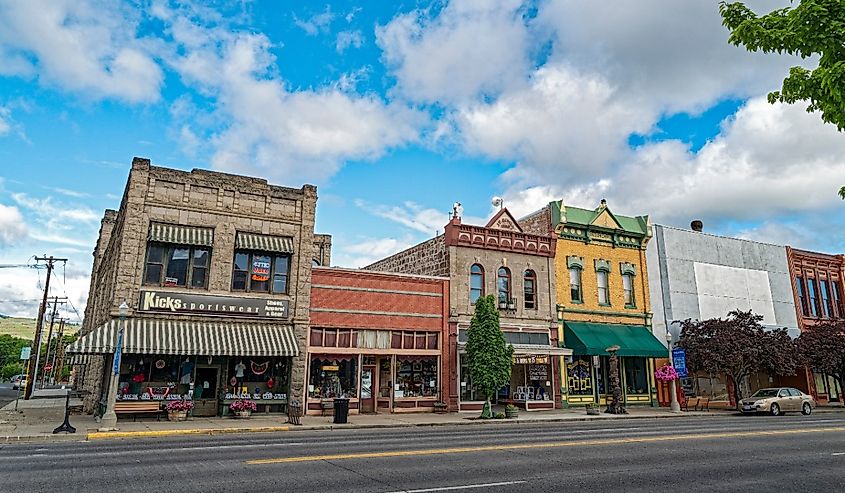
139 290 289 319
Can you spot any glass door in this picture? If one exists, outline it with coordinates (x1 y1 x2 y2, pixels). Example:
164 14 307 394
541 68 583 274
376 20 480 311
360 366 375 413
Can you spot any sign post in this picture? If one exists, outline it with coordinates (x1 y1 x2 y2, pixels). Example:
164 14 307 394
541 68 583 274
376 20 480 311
15 347 31 411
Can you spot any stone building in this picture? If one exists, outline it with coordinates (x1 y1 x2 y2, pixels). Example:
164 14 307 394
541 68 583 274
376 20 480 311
521 200 665 407
367 207 569 412
786 247 845 404
69 157 326 419
646 222 800 406
308 267 449 415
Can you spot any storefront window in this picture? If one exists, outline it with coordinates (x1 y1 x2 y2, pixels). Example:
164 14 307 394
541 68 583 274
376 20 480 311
459 354 480 401
378 359 392 398
567 358 593 396
227 357 290 394
396 357 437 398
308 356 357 399
510 355 552 401
624 357 648 394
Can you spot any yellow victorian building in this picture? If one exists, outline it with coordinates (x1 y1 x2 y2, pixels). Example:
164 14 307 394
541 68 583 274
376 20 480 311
521 199 666 407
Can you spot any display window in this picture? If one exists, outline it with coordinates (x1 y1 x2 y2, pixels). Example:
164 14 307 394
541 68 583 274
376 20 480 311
395 357 437 398
459 354 481 401
624 357 648 394
308 356 358 399
567 358 593 396
226 357 289 395
509 362 552 401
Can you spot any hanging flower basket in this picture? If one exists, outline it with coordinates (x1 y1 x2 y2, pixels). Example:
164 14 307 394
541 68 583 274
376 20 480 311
654 364 679 382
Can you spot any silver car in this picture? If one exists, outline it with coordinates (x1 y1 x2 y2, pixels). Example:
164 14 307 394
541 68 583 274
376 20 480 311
740 387 815 416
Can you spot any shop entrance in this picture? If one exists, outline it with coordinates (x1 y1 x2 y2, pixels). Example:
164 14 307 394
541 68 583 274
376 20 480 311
193 366 219 417
361 365 376 413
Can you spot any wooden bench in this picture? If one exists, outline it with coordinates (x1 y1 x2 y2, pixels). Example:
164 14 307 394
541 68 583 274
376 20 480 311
681 397 698 412
695 396 710 412
115 401 163 421
321 400 335 416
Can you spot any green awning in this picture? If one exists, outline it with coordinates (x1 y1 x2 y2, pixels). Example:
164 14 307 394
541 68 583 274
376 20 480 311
563 322 667 358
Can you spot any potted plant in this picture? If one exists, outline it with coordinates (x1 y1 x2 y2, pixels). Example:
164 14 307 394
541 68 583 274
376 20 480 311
504 404 519 419
585 402 601 415
166 399 193 421
229 398 257 418
433 401 448 414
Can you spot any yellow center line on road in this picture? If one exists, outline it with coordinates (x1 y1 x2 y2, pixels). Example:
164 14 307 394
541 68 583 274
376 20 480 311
246 426 845 465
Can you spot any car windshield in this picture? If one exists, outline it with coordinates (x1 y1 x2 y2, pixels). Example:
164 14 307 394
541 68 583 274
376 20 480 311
751 389 779 398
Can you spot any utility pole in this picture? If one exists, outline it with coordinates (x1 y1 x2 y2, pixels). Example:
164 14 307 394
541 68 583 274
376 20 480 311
24 256 67 400
49 319 66 384
41 299 66 389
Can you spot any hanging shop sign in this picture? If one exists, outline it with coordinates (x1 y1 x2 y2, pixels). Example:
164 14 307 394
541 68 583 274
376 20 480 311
528 364 549 381
139 290 289 318
251 256 271 282
513 355 549 365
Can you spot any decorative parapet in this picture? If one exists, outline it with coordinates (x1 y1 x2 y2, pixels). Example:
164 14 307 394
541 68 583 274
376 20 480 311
444 220 555 257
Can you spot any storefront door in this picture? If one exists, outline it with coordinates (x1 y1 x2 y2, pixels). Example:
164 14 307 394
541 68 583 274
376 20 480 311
193 366 219 417
361 366 376 413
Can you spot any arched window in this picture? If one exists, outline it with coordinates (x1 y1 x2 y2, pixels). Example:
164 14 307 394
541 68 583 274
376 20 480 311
524 270 537 309
569 267 582 303
497 267 511 305
470 264 484 304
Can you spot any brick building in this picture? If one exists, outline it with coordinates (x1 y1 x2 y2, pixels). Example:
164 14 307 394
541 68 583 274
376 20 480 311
307 267 449 414
68 157 326 419
521 199 666 407
367 207 569 412
786 247 845 404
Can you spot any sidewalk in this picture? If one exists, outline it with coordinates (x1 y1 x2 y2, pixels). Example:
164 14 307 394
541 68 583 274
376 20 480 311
1 401 729 442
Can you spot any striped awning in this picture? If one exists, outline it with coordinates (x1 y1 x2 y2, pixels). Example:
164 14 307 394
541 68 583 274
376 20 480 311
148 222 214 247
236 232 294 253
65 319 299 357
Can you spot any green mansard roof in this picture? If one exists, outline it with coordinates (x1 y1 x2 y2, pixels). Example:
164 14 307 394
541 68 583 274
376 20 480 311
548 199 650 237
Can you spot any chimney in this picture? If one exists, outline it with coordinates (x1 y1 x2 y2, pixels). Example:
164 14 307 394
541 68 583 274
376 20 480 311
690 220 703 232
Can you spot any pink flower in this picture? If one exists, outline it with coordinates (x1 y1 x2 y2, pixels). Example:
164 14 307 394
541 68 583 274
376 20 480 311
654 364 679 382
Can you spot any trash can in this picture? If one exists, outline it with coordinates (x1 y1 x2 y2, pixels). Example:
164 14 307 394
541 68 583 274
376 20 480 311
333 398 350 424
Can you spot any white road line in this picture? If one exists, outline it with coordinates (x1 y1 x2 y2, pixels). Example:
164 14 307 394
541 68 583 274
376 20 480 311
832 452 845 456
385 481 528 493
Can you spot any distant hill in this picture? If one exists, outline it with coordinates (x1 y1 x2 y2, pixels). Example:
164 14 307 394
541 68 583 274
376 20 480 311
0 317 80 341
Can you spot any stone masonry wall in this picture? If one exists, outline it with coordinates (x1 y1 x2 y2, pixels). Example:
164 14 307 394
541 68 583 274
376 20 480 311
313 234 332 266
519 205 552 237
365 235 448 277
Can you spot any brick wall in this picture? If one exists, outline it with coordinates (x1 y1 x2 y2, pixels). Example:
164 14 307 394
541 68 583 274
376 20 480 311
365 235 449 276
519 205 552 236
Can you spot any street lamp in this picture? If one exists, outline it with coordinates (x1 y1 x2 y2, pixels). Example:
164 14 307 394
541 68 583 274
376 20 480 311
99 301 128 431
666 332 681 413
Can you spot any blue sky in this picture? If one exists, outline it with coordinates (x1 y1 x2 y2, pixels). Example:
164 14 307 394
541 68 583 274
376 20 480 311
0 0 844 320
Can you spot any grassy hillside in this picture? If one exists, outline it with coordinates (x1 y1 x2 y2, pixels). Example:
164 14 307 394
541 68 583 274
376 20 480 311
0 317 79 341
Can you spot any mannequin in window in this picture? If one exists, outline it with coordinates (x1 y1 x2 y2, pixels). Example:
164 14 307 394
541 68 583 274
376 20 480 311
180 358 193 385
235 360 246 387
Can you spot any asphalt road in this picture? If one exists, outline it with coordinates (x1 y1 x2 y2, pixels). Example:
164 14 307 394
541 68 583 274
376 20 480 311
2 414 845 492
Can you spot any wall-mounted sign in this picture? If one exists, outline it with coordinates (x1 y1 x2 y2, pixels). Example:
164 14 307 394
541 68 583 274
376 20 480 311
513 355 549 365
139 290 289 319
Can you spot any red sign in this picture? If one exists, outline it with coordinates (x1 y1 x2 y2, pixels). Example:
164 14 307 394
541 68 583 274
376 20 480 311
44 363 53 371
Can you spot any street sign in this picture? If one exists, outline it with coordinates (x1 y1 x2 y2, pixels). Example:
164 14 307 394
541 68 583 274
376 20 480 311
44 363 53 371
672 347 688 378
112 329 124 375
20 346 31 360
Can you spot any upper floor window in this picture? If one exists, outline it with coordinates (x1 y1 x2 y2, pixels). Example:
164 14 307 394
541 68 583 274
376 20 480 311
569 267 582 303
143 243 209 289
470 264 484 304
597 270 609 305
807 278 820 317
232 251 290 294
820 280 833 318
497 267 511 305
833 281 843 318
622 273 635 307
524 270 536 309
796 276 809 317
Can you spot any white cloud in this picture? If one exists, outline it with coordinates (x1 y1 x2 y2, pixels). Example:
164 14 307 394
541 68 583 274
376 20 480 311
0 106 11 135
10 193 99 248
356 200 450 235
45 187 90 199
294 6 335 36
376 0 532 104
333 236 419 269
0 204 28 247
0 0 163 103
336 30 363 53
0 262 90 320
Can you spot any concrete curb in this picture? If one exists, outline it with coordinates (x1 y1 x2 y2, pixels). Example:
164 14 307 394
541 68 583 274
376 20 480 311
87 425 291 440
1 433 86 443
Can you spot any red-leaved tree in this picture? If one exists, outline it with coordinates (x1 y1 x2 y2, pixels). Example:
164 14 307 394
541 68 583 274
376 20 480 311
678 310 798 410
798 320 845 407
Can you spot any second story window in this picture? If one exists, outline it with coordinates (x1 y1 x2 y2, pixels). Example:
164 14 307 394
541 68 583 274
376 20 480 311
470 264 484 304
524 270 536 309
497 267 511 305
833 281 843 318
143 244 210 289
597 270 609 305
232 251 290 294
569 267 582 303
820 280 833 318
807 278 820 317
796 276 808 317
622 273 635 307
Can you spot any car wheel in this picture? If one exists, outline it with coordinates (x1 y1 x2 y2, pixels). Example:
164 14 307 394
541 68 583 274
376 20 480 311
770 403 781 416
802 402 812 416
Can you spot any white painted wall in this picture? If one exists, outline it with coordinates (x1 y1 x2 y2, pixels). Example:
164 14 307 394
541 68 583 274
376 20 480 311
693 262 776 324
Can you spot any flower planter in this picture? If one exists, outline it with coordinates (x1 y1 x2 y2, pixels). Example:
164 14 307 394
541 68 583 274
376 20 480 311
234 410 252 419
504 407 519 419
585 405 601 416
168 410 188 422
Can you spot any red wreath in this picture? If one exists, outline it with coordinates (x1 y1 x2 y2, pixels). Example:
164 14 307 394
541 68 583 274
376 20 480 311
250 360 269 375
